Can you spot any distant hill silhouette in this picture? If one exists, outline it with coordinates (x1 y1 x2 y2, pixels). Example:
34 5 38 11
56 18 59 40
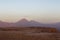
0 18 60 30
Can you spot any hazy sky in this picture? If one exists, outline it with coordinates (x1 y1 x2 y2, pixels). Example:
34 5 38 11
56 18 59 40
0 0 60 23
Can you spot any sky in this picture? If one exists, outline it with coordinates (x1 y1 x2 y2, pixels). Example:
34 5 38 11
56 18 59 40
0 0 60 23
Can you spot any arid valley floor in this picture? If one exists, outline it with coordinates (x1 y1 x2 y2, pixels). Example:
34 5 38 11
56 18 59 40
0 27 60 40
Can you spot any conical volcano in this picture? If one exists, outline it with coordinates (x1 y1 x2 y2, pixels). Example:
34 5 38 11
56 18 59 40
17 18 29 23
14 18 30 27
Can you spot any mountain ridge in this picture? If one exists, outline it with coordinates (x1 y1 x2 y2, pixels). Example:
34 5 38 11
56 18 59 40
0 18 60 30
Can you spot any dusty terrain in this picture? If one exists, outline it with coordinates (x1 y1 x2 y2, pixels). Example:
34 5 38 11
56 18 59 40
0 27 60 40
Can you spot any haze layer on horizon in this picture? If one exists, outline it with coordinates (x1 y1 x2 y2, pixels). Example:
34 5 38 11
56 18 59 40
0 0 60 23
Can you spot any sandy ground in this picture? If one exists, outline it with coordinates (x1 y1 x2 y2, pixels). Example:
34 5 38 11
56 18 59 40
0 31 60 40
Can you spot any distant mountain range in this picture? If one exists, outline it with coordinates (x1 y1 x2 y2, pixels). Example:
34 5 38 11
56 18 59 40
0 18 60 30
